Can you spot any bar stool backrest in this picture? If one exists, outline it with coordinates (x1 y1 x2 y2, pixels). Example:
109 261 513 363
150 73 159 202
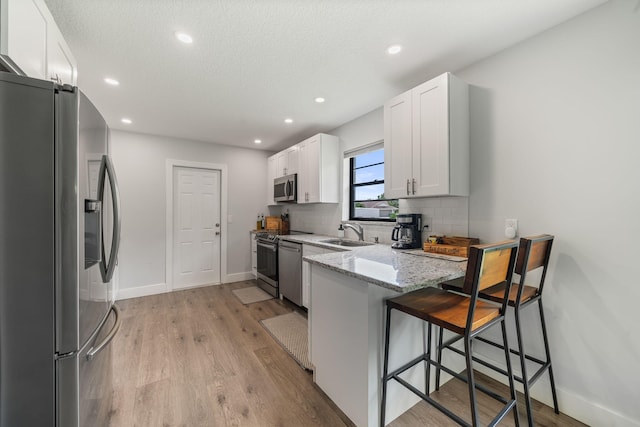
462 240 519 323
515 234 554 301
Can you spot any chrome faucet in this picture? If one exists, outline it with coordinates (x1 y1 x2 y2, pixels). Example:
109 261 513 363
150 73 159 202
342 223 364 241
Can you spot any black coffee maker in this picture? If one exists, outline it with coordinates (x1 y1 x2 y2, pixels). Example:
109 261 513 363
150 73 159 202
391 214 422 249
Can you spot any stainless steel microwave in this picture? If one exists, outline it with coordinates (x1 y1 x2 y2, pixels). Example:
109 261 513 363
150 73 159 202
274 174 297 202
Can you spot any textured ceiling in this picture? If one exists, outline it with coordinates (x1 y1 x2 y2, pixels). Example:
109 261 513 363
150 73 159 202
44 0 606 151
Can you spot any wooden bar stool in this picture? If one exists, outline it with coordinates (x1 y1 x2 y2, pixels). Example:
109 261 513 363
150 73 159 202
380 240 520 427
438 234 558 426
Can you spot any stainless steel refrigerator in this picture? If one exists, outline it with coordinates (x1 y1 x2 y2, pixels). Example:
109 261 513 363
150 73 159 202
0 72 122 426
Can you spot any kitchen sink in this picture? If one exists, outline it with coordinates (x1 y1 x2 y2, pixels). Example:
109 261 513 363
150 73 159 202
319 239 374 247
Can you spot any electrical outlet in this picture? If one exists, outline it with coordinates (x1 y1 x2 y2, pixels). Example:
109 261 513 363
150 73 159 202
505 219 518 239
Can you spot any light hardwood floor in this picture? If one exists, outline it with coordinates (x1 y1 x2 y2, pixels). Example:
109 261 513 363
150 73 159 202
109 281 585 427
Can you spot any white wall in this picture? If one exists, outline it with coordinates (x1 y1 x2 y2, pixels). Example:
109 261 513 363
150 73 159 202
455 1 640 425
110 130 270 298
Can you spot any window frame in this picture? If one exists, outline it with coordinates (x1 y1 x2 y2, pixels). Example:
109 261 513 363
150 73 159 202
348 151 398 222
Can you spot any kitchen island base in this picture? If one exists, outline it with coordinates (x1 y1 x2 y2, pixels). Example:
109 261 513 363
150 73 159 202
309 264 465 426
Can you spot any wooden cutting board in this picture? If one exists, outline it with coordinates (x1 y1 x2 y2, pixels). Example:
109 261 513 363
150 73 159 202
423 236 479 257
265 216 291 234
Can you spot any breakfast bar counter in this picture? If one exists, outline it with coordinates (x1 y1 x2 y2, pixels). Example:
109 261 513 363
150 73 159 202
296 241 468 427
302 242 467 292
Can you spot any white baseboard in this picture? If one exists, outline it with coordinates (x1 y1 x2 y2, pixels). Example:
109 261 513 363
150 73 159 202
116 282 169 300
554 387 640 427
472 352 640 427
223 271 255 283
115 273 256 301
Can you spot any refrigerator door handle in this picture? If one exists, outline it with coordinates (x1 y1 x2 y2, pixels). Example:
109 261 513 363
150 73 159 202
97 154 122 283
86 305 121 361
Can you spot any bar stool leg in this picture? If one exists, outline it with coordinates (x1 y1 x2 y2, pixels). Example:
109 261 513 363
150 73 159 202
514 305 533 426
538 299 559 414
464 334 480 426
425 321 432 396
435 326 444 391
501 318 520 427
380 305 392 427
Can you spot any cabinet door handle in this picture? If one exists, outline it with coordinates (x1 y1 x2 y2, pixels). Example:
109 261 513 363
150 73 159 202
412 178 416 195
406 179 410 196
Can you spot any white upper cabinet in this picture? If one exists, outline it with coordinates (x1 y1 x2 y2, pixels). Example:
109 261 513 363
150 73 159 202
384 90 413 198
384 72 468 198
267 154 278 204
267 145 299 204
276 146 299 177
1 0 77 85
46 20 76 85
298 133 339 204
267 133 339 205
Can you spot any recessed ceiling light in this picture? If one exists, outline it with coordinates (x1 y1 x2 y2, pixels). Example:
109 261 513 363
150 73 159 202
284 118 293 124
104 77 119 86
175 31 193 44
254 139 262 144
315 97 325 103
387 44 402 55
121 118 132 124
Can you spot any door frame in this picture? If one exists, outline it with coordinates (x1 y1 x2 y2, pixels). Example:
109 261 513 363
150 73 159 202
165 159 228 291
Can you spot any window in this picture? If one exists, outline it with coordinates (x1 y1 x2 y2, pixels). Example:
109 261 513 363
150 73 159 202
349 147 398 221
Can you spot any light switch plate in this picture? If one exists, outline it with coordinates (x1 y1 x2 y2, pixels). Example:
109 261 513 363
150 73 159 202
422 217 431 234
505 219 518 239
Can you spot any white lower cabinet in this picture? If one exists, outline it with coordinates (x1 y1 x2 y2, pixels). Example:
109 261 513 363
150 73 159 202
302 244 340 308
250 234 257 278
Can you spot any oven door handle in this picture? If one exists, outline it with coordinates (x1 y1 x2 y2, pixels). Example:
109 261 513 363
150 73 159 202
257 242 277 252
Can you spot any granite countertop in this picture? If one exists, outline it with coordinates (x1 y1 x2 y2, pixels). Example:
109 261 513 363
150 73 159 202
279 234 467 293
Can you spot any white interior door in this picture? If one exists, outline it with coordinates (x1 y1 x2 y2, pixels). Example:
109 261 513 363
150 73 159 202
173 167 221 289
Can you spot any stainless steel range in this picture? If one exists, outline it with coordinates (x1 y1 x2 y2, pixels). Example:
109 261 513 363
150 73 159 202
255 230 310 298
255 232 279 297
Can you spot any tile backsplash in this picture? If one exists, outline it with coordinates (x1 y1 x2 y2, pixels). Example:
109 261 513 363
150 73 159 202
400 196 469 239
275 203 342 236
272 196 469 245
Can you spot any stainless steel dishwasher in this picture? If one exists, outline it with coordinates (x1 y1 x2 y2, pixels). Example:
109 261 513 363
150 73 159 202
278 239 302 306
